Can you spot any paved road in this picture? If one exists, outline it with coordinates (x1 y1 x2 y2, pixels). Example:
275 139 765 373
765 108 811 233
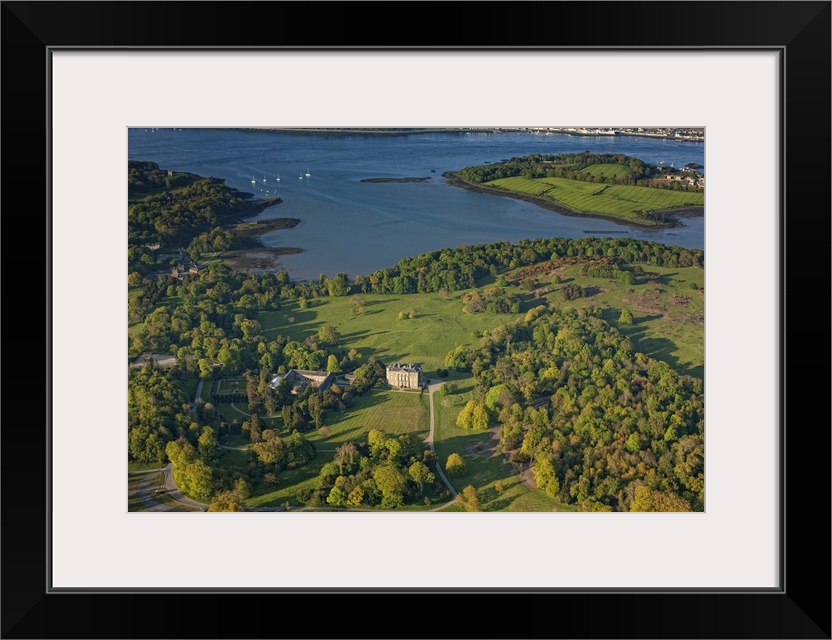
129 470 169 512
187 378 205 410
162 463 210 510
129 468 206 512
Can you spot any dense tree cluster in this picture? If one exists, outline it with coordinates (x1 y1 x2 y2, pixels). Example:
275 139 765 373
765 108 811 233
128 170 253 247
163 422 315 508
457 152 655 184
129 263 346 369
298 430 445 509
560 283 584 301
187 227 235 262
461 287 522 314
128 364 192 464
455 152 700 191
350 236 702 296
128 160 193 194
580 258 637 286
444 305 704 511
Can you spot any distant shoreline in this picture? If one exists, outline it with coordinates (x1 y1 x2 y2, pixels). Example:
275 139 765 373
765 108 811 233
237 127 703 143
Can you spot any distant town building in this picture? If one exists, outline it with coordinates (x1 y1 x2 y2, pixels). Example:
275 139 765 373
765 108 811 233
386 363 424 389
270 369 335 394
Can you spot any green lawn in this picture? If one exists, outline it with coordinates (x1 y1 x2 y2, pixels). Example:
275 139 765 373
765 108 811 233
245 458 328 508
260 263 702 385
214 402 283 431
217 447 250 468
308 388 430 447
259 292 527 376
486 176 703 223
199 379 213 401
128 461 166 473
215 377 247 395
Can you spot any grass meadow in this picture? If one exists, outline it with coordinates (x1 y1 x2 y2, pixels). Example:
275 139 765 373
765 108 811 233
259 290 528 376
486 176 704 223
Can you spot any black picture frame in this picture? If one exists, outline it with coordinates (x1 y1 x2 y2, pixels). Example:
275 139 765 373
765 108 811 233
3 2 829 638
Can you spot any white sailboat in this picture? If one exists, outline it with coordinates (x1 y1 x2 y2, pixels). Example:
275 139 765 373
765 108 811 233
299 173 303 180
251 175 256 184
263 176 267 182
305 168 311 177
276 174 280 182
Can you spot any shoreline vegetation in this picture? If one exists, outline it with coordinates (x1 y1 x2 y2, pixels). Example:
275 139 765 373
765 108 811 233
128 161 305 274
223 217 303 270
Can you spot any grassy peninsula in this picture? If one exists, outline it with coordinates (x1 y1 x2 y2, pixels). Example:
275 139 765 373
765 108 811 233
447 152 704 227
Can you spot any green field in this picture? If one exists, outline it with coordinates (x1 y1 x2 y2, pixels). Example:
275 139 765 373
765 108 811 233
245 458 328 507
308 388 430 447
128 461 166 473
486 176 704 223
259 291 527 376
217 447 250 468
260 265 703 381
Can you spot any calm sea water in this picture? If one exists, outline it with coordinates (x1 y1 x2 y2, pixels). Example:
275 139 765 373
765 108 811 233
128 128 705 281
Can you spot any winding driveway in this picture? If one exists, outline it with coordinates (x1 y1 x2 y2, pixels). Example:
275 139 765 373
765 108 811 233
162 463 210 510
425 380 458 500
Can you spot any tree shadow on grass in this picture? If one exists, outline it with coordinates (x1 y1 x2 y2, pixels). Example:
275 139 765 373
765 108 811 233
363 297 400 307
656 271 679 285
339 329 373 341
619 320 703 379
519 298 547 314
582 286 602 298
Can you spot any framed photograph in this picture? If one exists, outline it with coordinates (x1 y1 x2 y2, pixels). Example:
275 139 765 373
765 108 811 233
4 2 829 638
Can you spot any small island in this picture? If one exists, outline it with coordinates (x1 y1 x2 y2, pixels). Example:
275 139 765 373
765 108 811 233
446 152 704 228
360 176 432 183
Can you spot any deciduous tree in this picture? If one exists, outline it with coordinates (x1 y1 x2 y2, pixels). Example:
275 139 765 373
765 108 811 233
445 453 467 477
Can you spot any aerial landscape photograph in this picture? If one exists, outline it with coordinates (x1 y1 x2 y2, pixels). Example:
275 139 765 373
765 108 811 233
127 126 705 513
